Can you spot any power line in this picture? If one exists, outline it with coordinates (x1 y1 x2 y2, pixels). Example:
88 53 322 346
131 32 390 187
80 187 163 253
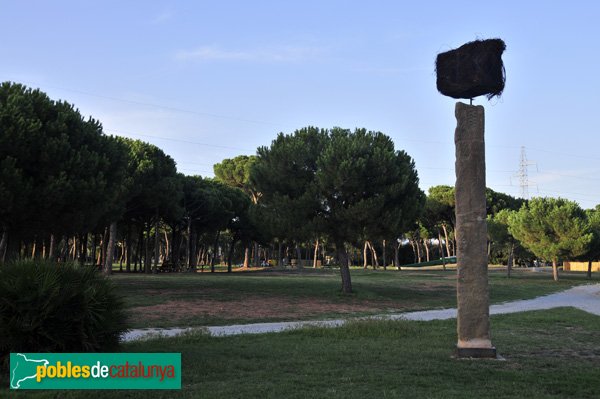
2 77 283 127
8 77 600 163
534 188 599 200
177 160 213 166
178 168 214 174
104 128 253 152
527 146 600 162
6 77 600 204
535 171 600 182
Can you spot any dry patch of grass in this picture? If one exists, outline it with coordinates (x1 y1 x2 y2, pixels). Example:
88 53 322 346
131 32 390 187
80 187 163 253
115 268 592 328
129 295 405 326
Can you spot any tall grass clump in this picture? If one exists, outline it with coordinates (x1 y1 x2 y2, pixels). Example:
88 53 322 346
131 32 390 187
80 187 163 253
0 261 127 368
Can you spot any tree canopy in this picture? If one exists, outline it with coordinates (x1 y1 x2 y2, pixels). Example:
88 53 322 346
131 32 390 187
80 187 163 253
5 80 600 284
0 82 129 262
214 155 260 203
508 197 592 281
253 126 424 293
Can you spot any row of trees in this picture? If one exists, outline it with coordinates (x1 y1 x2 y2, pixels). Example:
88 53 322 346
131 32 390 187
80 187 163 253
489 197 599 281
418 184 599 281
0 82 256 274
400 185 524 265
2 81 598 292
0 82 428 293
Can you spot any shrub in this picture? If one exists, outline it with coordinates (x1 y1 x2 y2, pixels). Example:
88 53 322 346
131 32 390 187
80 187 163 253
0 261 127 367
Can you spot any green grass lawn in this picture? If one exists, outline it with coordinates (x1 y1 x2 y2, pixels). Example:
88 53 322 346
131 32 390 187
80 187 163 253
5 307 600 398
113 267 594 328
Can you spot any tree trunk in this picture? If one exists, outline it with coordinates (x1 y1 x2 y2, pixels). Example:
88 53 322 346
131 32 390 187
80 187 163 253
507 243 514 278
118 239 124 272
211 231 220 273
437 232 446 271
96 239 102 266
363 241 369 269
4 234 18 262
48 234 56 262
186 219 192 268
243 245 250 268
203 245 208 266
394 242 400 270
199 245 206 271
136 227 144 272
227 237 237 273
104 222 117 275
313 239 319 268
253 242 260 267
189 224 197 272
382 240 387 270
409 239 417 263
174 226 183 270
178 227 184 269
153 212 160 273
552 258 559 281
163 229 170 263
64 237 70 260
0 226 7 264
415 240 422 263
126 227 132 272
442 224 451 258
71 236 78 261
278 241 283 268
79 233 88 265
73 236 79 261
169 225 175 267
61 236 69 262
296 246 303 270
423 239 430 262
144 223 151 274
305 243 311 266
101 228 109 268
587 259 593 280
368 241 379 269
91 234 98 267
336 241 352 294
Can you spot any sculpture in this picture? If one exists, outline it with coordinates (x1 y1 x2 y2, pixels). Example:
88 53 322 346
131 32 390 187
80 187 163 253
436 38 506 358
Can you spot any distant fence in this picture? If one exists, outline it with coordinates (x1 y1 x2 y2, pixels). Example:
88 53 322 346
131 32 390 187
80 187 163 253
563 261 600 272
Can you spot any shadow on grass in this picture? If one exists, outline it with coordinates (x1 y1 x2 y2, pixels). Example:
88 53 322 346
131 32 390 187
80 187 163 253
4 307 599 398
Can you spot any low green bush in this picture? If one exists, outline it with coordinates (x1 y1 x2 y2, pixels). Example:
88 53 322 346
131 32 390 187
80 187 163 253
0 261 127 367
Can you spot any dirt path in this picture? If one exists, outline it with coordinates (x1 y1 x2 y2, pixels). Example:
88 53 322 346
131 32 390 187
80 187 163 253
121 283 600 341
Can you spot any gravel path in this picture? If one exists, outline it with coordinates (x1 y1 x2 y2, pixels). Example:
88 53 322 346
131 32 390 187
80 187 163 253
121 283 600 342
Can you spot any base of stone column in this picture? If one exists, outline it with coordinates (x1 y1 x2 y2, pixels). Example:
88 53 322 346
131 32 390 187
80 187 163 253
456 346 497 359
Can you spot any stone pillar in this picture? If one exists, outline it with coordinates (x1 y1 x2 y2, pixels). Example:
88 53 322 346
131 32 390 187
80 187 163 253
454 102 496 358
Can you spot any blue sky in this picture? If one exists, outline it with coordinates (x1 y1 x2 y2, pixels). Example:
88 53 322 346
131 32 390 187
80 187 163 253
3 1 600 208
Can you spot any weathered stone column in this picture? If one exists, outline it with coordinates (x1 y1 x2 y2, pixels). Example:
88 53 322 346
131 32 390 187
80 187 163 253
454 102 496 358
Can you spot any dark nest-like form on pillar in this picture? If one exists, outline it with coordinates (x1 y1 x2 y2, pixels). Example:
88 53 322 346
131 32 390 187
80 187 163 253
436 38 506 100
